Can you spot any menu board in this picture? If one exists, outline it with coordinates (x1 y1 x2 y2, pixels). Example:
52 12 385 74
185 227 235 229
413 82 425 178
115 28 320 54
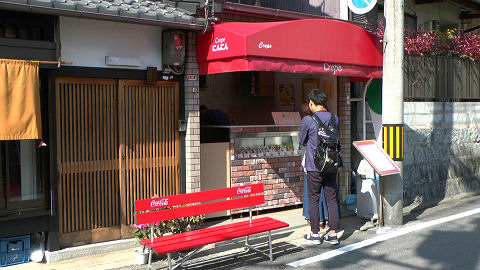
271 112 301 125
352 140 400 176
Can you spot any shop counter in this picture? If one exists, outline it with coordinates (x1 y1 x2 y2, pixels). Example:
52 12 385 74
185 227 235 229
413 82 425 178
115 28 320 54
203 125 304 214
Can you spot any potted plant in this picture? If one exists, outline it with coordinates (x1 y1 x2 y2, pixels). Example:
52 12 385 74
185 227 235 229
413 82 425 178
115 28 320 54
271 145 280 156
132 212 205 265
286 144 294 155
250 146 258 158
244 147 251 159
257 145 265 157
236 146 245 159
132 223 156 265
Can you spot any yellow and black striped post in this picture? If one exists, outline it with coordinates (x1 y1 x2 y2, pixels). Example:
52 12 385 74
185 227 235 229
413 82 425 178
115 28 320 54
382 124 403 161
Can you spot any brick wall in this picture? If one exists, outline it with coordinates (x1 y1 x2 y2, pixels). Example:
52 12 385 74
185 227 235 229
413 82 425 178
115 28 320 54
337 77 351 202
229 126 303 213
184 31 201 193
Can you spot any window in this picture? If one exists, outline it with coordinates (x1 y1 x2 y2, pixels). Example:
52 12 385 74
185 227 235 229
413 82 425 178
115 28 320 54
0 140 46 210
0 10 54 41
0 72 49 212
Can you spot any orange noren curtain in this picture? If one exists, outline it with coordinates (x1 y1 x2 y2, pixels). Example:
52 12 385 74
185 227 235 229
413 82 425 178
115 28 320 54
0 59 42 140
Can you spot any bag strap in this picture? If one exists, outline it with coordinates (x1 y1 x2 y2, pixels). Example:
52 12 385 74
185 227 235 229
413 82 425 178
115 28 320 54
311 112 336 128
310 113 323 128
329 113 336 128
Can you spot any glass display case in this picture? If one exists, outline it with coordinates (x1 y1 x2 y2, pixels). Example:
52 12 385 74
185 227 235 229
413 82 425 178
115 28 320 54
234 131 300 159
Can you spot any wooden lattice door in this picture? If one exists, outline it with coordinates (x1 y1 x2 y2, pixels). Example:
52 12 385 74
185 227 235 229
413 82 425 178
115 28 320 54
119 80 180 232
56 78 180 247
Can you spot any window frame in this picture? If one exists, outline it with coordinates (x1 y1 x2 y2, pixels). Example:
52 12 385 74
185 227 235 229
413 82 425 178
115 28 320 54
0 140 48 213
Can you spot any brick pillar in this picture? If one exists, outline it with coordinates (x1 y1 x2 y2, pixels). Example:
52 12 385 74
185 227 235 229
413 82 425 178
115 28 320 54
337 77 351 202
184 32 201 193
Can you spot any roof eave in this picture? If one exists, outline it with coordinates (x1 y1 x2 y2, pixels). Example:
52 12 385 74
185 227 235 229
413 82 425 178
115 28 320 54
0 0 207 31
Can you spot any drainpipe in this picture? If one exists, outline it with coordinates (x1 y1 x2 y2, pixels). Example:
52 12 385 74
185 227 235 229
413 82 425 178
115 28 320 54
362 78 374 140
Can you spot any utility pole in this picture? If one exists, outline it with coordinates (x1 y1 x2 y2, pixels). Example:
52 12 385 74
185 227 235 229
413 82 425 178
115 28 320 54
381 0 404 226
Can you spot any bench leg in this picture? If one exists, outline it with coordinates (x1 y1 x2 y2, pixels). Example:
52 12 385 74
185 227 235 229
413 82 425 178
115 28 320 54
168 253 172 270
268 231 273 261
148 247 153 269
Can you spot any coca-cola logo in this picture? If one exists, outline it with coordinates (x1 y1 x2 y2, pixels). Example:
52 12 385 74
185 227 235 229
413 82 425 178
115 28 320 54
237 186 252 195
150 198 169 208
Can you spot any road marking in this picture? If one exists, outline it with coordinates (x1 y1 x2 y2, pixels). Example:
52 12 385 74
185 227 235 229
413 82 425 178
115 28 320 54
287 207 480 267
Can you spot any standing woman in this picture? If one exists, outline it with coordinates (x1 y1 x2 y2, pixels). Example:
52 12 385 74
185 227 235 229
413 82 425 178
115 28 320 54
301 102 329 232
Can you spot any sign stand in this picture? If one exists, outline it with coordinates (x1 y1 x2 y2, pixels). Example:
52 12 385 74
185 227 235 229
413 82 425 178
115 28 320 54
353 140 400 227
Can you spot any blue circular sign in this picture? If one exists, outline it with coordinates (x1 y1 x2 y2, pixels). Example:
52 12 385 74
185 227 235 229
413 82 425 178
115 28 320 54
348 0 377 15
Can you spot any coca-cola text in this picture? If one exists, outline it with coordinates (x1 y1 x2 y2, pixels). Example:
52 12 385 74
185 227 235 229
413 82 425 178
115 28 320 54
150 198 169 208
237 186 252 195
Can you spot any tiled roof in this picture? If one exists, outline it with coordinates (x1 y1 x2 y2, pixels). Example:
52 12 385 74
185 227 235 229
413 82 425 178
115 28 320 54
1 0 205 27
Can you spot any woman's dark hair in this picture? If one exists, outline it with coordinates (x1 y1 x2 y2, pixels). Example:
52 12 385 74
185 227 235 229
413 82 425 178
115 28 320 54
307 89 327 106
301 102 311 117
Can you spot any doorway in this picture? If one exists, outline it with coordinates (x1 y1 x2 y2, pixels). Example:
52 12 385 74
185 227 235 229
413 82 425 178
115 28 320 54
55 77 180 247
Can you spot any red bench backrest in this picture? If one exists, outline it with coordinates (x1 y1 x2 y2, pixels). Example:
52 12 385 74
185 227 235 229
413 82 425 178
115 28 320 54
135 183 264 225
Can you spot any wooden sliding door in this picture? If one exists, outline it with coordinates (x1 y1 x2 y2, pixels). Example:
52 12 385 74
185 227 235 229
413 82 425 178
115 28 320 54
56 78 180 247
119 80 180 230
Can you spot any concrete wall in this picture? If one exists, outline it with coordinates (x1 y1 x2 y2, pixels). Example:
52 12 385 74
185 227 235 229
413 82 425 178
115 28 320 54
414 2 461 28
60 17 163 69
403 102 480 205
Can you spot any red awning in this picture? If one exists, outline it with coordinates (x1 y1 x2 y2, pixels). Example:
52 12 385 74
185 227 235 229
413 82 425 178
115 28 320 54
197 19 383 78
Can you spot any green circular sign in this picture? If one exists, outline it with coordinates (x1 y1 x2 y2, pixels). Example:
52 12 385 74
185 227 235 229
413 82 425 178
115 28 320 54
366 79 382 115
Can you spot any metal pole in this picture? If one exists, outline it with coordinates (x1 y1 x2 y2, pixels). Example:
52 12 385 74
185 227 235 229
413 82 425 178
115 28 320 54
363 78 374 140
382 0 404 226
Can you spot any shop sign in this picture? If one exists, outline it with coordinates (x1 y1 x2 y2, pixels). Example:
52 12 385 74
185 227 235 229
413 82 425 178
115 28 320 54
352 140 400 176
347 0 377 15
212 37 229 52
323 63 343 75
258 41 272 50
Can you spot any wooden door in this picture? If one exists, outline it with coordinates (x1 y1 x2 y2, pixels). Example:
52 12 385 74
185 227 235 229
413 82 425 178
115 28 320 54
56 78 180 247
119 80 180 235
56 78 121 247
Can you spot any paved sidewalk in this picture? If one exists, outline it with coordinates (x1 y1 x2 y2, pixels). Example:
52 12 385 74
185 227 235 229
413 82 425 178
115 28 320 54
6 204 363 270
9 194 478 270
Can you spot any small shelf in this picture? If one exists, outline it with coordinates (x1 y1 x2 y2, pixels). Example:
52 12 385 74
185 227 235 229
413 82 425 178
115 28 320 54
234 131 300 160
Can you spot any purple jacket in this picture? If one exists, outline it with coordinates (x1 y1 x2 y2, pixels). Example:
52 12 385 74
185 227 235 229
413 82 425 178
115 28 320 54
299 111 339 172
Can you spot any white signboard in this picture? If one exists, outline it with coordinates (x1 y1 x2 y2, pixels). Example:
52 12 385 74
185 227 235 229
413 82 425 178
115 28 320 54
353 140 400 176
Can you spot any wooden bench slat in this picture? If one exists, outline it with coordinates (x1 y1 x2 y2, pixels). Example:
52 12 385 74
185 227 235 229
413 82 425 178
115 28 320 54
136 194 265 224
142 217 279 246
135 183 264 211
141 217 289 254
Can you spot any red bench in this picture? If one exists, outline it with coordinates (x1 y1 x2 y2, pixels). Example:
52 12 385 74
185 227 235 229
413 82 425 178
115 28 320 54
134 183 289 270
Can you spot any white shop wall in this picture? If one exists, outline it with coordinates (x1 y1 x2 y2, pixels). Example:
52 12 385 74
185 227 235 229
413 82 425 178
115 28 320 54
59 17 163 69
